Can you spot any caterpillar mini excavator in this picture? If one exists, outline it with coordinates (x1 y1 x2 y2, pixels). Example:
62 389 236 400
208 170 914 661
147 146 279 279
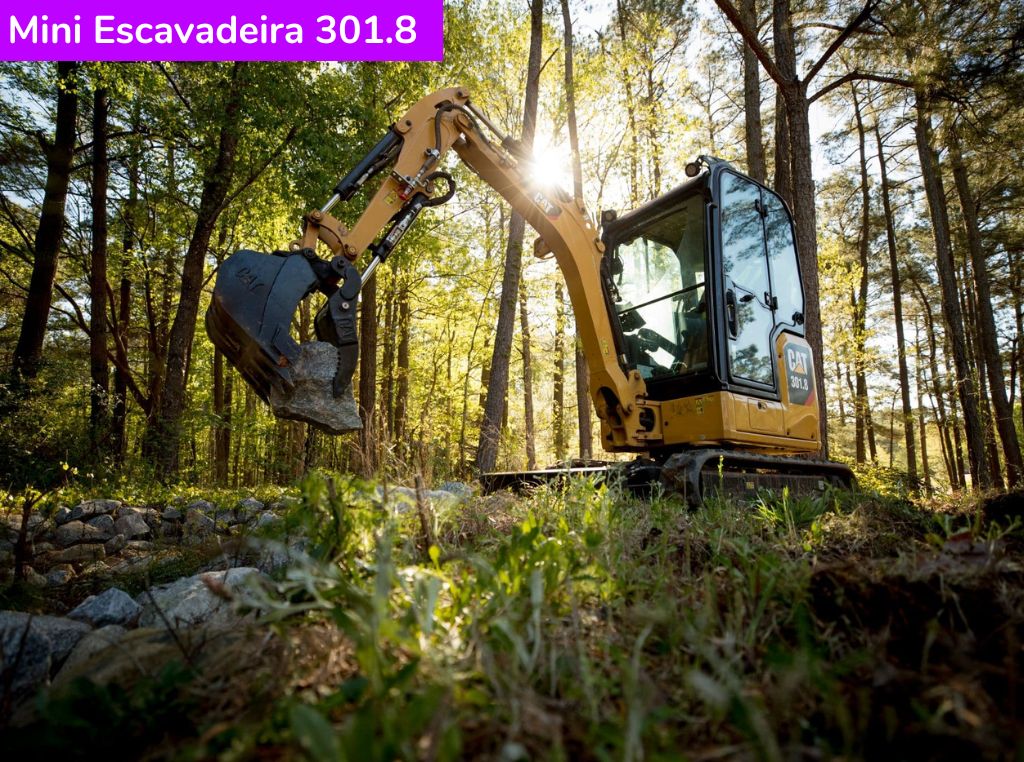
206 86 853 504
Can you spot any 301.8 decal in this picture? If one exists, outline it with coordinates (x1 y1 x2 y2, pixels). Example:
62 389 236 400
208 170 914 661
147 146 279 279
783 342 813 405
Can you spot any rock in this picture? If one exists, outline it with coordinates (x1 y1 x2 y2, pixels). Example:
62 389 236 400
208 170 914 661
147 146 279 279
136 567 263 630
187 499 215 514
185 508 215 536
268 341 362 434
54 520 112 547
52 627 177 693
69 587 141 627
238 497 264 514
104 534 127 555
24 567 48 587
126 540 155 552
0 611 90 703
439 481 473 498
87 514 116 536
54 625 127 686
162 506 183 521
79 561 112 578
54 506 73 525
114 511 151 539
254 511 282 530
70 498 120 522
45 564 75 587
33 541 54 555
52 543 106 566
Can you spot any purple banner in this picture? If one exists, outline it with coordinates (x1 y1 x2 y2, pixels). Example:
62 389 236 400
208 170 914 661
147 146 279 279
2 1 442 61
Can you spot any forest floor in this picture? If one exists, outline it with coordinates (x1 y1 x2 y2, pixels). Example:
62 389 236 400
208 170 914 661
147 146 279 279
3 473 1023 761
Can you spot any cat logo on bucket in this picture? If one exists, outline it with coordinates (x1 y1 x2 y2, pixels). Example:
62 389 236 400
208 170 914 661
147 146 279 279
783 341 813 405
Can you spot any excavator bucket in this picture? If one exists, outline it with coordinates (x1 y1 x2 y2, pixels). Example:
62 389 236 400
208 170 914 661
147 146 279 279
206 249 362 434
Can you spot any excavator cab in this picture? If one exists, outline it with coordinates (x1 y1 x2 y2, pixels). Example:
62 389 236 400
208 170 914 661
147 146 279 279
602 158 819 451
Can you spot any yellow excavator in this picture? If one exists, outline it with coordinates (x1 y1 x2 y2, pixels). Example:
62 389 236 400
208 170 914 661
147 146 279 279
206 87 853 504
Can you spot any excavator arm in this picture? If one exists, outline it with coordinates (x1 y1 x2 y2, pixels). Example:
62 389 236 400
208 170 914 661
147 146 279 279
207 86 657 450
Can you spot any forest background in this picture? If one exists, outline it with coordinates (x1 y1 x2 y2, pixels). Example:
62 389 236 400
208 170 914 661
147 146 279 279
1 0 1022 496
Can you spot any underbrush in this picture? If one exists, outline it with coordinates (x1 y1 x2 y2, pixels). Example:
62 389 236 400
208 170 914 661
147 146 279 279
11 475 1024 760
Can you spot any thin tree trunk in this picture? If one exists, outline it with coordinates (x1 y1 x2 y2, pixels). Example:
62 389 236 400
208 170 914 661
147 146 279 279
914 91 989 488
740 0 766 183
851 89 875 464
359 275 378 475
914 322 932 492
394 288 411 451
948 124 1023 487
554 280 567 462
89 86 110 454
148 62 248 476
477 0 543 473
13 62 79 380
519 277 537 470
213 348 231 484
873 121 917 482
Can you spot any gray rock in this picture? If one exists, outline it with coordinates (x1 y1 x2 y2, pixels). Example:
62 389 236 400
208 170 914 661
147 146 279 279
55 625 127 685
126 540 155 552
439 481 474 498
162 506 183 521
54 506 73 525
185 508 215 535
0 611 90 702
115 512 151 539
186 499 215 514
87 514 116 536
45 564 75 587
104 534 127 555
54 520 111 547
238 497 264 514
24 566 48 587
254 511 282 530
268 341 362 434
136 567 263 630
33 541 54 555
69 587 141 627
70 498 120 522
52 543 106 566
79 561 112 578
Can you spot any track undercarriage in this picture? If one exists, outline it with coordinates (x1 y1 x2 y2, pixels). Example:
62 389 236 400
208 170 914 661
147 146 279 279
481 450 855 507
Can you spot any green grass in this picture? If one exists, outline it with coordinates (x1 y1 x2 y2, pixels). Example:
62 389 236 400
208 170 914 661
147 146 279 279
7 473 1024 760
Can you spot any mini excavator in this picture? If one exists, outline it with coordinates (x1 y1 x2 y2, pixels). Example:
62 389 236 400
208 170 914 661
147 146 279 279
206 87 853 504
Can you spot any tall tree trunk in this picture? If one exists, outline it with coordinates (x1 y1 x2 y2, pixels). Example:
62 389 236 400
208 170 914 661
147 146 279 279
914 92 989 489
740 0 766 183
359 275 378 475
112 109 140 463
519 277 537 470
874 121 917 482
770 0 792 204
914 278 959 488
89 86 110 454
394 288 411 451
553 280 567 462
213 348 232 484
914 322 932 492
948 125 1023 487
148 62 247 477
560 0 594 459
477 0 543 473
851 87 875 464
382 287 396 438
13 62 79 380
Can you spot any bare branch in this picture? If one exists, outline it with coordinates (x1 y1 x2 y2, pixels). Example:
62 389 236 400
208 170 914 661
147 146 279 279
711 0 788 87
805 0 879 84
810 71 914 104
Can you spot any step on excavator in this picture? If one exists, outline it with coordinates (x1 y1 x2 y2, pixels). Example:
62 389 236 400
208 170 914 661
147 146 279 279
206 86 854 504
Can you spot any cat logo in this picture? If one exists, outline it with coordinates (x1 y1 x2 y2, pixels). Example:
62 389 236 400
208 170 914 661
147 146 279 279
533 191 562 218
786 348 807 374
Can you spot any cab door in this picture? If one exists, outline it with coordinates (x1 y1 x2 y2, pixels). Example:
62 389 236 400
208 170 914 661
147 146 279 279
719 171 776 388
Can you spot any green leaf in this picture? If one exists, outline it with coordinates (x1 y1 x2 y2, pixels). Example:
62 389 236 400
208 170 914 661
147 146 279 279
289 703 342 761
